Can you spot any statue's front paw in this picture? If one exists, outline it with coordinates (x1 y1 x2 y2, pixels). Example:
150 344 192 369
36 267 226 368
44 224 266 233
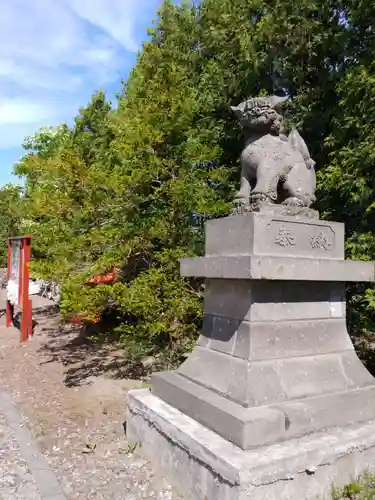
234 194 250 208
282 196 304 207
232 198 252 215
251 192 272 204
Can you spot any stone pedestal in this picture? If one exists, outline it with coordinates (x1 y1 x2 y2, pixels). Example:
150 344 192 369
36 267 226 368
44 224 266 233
127 213 375 499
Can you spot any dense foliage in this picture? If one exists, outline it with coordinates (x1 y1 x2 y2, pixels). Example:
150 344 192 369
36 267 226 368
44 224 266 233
0 184 22 268
3 0 375 368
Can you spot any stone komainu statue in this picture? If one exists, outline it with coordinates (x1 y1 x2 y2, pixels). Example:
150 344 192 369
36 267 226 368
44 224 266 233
231 95 316 209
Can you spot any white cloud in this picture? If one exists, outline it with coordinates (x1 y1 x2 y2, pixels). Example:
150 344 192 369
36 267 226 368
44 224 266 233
0 0 160 152
66 0 140 53
66 0 162 52
0 99 57 125
0 0 125 93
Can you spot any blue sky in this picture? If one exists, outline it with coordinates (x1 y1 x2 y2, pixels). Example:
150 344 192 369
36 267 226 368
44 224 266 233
0 0 165 186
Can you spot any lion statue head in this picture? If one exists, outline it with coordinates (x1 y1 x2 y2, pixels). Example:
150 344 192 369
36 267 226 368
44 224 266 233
231 95 289 135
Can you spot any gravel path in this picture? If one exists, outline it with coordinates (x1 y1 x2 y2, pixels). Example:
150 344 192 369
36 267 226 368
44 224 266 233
0 393 66 500
0 411 42 500
0 294 183 500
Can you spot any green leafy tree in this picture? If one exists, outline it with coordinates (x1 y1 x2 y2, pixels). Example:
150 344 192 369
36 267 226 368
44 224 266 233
318 63 375 336
0 184 22 268
13 0 375 370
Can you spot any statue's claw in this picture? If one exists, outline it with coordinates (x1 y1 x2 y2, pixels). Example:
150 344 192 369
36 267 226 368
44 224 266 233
250 192 273 204
282 196 304 207
231 203 252 215
234 194 249 207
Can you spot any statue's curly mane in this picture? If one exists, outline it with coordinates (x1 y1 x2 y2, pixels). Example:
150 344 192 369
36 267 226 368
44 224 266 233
231 95 288 134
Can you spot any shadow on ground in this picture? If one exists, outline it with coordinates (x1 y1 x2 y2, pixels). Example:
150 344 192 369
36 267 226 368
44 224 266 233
33 305 147 387
29 300 375 388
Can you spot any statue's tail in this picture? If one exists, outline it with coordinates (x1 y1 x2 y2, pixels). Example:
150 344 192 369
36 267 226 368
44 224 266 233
288 128 316 170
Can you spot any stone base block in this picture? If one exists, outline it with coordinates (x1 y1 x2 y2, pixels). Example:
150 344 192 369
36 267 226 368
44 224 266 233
152 368 375 449
127 389 375 500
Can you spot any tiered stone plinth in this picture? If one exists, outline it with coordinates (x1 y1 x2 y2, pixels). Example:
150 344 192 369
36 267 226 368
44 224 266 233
127 212 375 499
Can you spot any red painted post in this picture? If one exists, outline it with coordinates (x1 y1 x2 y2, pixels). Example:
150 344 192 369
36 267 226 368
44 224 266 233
18 239 23 306
20 237 32 342
6 238 13 327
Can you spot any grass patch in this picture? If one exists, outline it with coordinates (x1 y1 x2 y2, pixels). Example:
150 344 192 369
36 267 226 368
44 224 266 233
332 472 375 499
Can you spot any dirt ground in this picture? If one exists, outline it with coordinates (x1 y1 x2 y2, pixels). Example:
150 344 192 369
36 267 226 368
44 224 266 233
0 294 182 500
